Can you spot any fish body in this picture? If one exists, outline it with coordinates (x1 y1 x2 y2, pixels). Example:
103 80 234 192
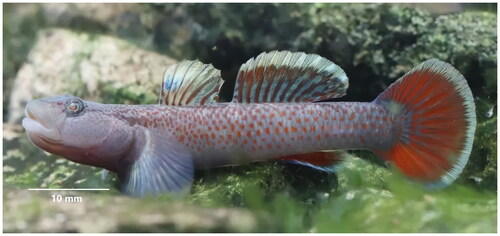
23 51 476 196
88 102 394 167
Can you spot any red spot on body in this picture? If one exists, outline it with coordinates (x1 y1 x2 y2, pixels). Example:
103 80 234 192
349 113 355 121
310 126 316 132
256 130 262 136
265 128 270 135
291 126 298 133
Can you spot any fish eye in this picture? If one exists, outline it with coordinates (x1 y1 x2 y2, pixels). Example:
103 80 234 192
66 99 85 116
68 103 80 112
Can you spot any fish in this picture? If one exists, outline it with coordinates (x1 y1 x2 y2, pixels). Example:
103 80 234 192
22 51 476 197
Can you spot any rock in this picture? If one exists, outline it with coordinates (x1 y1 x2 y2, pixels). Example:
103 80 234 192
4 189 262 233
8 28 177 123
3 3 160 121
39 3 155 42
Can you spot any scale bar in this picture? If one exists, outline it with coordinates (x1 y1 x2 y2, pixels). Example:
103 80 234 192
28 188 110 191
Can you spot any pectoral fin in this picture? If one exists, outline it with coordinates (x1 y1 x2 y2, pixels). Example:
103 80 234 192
122 127 194 197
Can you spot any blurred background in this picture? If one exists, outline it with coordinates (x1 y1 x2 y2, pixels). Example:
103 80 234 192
3 3 497 233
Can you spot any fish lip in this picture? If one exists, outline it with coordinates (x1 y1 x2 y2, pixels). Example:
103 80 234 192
22 117 62 142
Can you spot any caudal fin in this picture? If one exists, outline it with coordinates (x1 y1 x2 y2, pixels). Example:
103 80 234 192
373 59 476 188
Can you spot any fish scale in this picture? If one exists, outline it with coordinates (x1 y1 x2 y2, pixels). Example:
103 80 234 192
156 102 395 168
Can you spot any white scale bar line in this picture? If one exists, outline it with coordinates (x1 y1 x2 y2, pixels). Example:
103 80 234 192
28 188 110 191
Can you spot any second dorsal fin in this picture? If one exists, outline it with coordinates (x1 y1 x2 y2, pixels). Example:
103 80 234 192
160 60 224 106
232 51 349 103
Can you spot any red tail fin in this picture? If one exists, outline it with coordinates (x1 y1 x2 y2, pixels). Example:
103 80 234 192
373 59 476 188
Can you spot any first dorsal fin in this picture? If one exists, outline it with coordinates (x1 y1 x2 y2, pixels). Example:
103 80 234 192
232 51 349 103
160 60 224 106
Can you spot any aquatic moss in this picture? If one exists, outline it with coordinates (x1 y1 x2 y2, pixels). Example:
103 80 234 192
98 81 158 105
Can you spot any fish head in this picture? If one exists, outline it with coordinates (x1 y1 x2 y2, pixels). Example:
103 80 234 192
22 95 134 171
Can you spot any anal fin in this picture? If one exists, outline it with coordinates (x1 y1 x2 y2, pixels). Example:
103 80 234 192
279 151 347 172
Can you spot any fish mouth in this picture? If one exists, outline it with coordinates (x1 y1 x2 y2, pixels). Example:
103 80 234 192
22 101 62 142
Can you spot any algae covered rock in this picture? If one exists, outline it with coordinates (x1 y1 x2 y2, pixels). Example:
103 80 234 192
7 28 177 123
